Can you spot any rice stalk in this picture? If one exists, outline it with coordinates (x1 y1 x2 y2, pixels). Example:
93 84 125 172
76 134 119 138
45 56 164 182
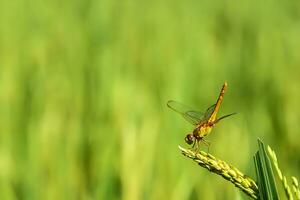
179 146 259 199
267 145 298 200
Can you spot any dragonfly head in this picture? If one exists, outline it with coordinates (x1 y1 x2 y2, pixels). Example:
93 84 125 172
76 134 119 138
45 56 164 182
185 133 195 145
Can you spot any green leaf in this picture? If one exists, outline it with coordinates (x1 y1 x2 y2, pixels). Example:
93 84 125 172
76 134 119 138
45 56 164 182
254 139 280 200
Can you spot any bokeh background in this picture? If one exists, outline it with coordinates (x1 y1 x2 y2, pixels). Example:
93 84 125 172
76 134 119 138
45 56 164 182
1 0 300 199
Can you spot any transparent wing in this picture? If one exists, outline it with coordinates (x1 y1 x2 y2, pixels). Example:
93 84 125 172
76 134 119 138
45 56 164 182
167 100 204 125
186 110 205 121
202 103 216 122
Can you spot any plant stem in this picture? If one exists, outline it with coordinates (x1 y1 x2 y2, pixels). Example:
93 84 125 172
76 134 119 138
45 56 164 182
267 146 296 200
179 146 259 199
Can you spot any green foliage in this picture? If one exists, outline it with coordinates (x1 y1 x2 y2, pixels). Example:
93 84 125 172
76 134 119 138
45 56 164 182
1 0 300 199
268 146 300 200
254 139 279 200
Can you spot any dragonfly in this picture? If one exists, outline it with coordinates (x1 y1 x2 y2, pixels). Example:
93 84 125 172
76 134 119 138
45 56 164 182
167 82 236 150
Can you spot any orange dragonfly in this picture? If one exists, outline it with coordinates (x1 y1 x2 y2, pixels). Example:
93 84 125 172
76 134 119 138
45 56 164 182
167 82 236 150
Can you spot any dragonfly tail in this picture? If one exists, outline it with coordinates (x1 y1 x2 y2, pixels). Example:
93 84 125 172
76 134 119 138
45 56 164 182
208 82 228 122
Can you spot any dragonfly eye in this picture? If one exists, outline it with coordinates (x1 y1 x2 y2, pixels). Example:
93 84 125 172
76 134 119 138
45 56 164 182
185 134 194 145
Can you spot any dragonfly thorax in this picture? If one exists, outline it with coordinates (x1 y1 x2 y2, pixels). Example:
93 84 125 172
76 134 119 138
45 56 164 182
192 123 215 139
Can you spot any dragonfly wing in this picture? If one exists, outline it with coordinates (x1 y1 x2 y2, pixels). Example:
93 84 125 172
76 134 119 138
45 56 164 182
167 100 204 125
203 103 216 122
182 114 200 125
186 110 205 122
215 113 237 123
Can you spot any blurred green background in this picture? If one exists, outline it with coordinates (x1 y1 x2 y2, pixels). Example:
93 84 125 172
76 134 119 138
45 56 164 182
1 0 300 199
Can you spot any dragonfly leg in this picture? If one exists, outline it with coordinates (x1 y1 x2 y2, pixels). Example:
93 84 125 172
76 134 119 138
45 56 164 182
193 140 200 154
191 140 196 149
190 140 198 152
189 140 202 153
202 139 211 153
189 140 198 153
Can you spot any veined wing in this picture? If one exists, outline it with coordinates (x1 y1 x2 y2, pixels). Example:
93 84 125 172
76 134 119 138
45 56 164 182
202 103 216 123
167 100 204 126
